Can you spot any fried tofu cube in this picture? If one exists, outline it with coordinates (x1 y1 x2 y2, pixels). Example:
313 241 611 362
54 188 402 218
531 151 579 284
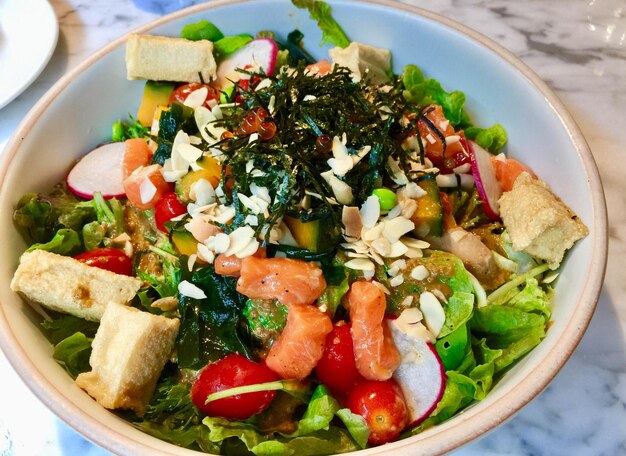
499 172 589 268
126 34 217 83
11 250 141 321
76 303 180 415
329 42 391 84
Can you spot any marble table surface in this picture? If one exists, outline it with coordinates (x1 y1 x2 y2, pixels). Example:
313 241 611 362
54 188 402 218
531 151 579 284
0 0 623 455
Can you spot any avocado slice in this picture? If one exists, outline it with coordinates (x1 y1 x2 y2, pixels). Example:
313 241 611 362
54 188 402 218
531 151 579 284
284 213 339 253
175 155 222 202
414 175 443 237
137 81 175 127
171 230 197 256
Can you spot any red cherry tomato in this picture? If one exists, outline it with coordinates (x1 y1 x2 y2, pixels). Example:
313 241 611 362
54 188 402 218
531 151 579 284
344 379 409 445
315 323 365 396
154 192 187 232
190 354 279 420
169 82 219 106
74 248 133 276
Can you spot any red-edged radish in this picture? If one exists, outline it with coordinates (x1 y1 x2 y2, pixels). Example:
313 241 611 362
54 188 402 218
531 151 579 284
67 142 126 199
468 140 502 220
216 38 278 88
388 319 446 426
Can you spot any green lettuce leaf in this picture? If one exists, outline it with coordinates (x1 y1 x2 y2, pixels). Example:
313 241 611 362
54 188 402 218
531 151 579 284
506 278 552 320
471 305 546 348
14 189 96 244
135 376 219 452
439 291 474 338
435 324 470 371
111 115 149 142
26 228 81 255
181 20 224 42
214 34 254 59
52 332 93 378
402 65 471 128
292 0 350 48
137 422 219 453
41 314 99 344
82 221 105 251
464 123 507 153
408 371 477 434
468 338 502 399
297 385 339 435
402 64 508 151
335 409 369 449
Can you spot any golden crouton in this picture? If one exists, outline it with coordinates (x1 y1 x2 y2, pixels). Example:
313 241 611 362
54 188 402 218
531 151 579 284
329 42 391 84
11 250 141 321
499 172 588 268
126 34 217 83
76 303 180 415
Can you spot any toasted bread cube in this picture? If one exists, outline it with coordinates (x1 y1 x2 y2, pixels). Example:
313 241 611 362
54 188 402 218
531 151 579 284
76 303 179 415
499 172 589 268
126 34 217 83
11 250 141 321
329 42 391 84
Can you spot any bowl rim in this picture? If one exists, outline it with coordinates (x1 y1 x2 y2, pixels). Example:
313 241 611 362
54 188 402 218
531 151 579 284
0 0 608 455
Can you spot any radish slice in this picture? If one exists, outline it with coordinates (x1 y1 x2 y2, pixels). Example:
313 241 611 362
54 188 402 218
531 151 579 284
468 140 502 220
67 142 126 199
388 319 446 426
216 38 278 87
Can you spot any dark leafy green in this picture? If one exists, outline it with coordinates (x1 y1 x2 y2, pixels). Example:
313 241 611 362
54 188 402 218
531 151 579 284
26 228 81 255
51 332 93 378
177 266 252 369
152 102 197 165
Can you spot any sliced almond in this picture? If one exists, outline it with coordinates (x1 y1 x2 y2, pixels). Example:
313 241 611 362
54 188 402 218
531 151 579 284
360 195 380 229
410 265 429 281
179 280 207 300
382 217 415 243
342 206 363 238
419 291 445 337
344 258 376 271
183 87 209 109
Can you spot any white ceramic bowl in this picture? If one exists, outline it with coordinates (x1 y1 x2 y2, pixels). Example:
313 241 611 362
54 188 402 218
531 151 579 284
0 0 607 455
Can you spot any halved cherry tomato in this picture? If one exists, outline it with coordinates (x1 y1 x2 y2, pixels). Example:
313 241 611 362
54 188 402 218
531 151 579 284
169 82 220 107
414 105 470 173
344 379 409 445
190 354 278 420
74 248 133 276
315 323 365 396
154 192 187 232
123 138 153 177
123 164 169 210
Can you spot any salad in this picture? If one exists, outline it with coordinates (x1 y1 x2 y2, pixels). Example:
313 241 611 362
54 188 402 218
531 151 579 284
10 1 589 454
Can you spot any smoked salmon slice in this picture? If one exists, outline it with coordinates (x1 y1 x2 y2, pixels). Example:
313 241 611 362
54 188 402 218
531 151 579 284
236 257 326 306
266 303 333 379
347 280 400 381
214 248 266 276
